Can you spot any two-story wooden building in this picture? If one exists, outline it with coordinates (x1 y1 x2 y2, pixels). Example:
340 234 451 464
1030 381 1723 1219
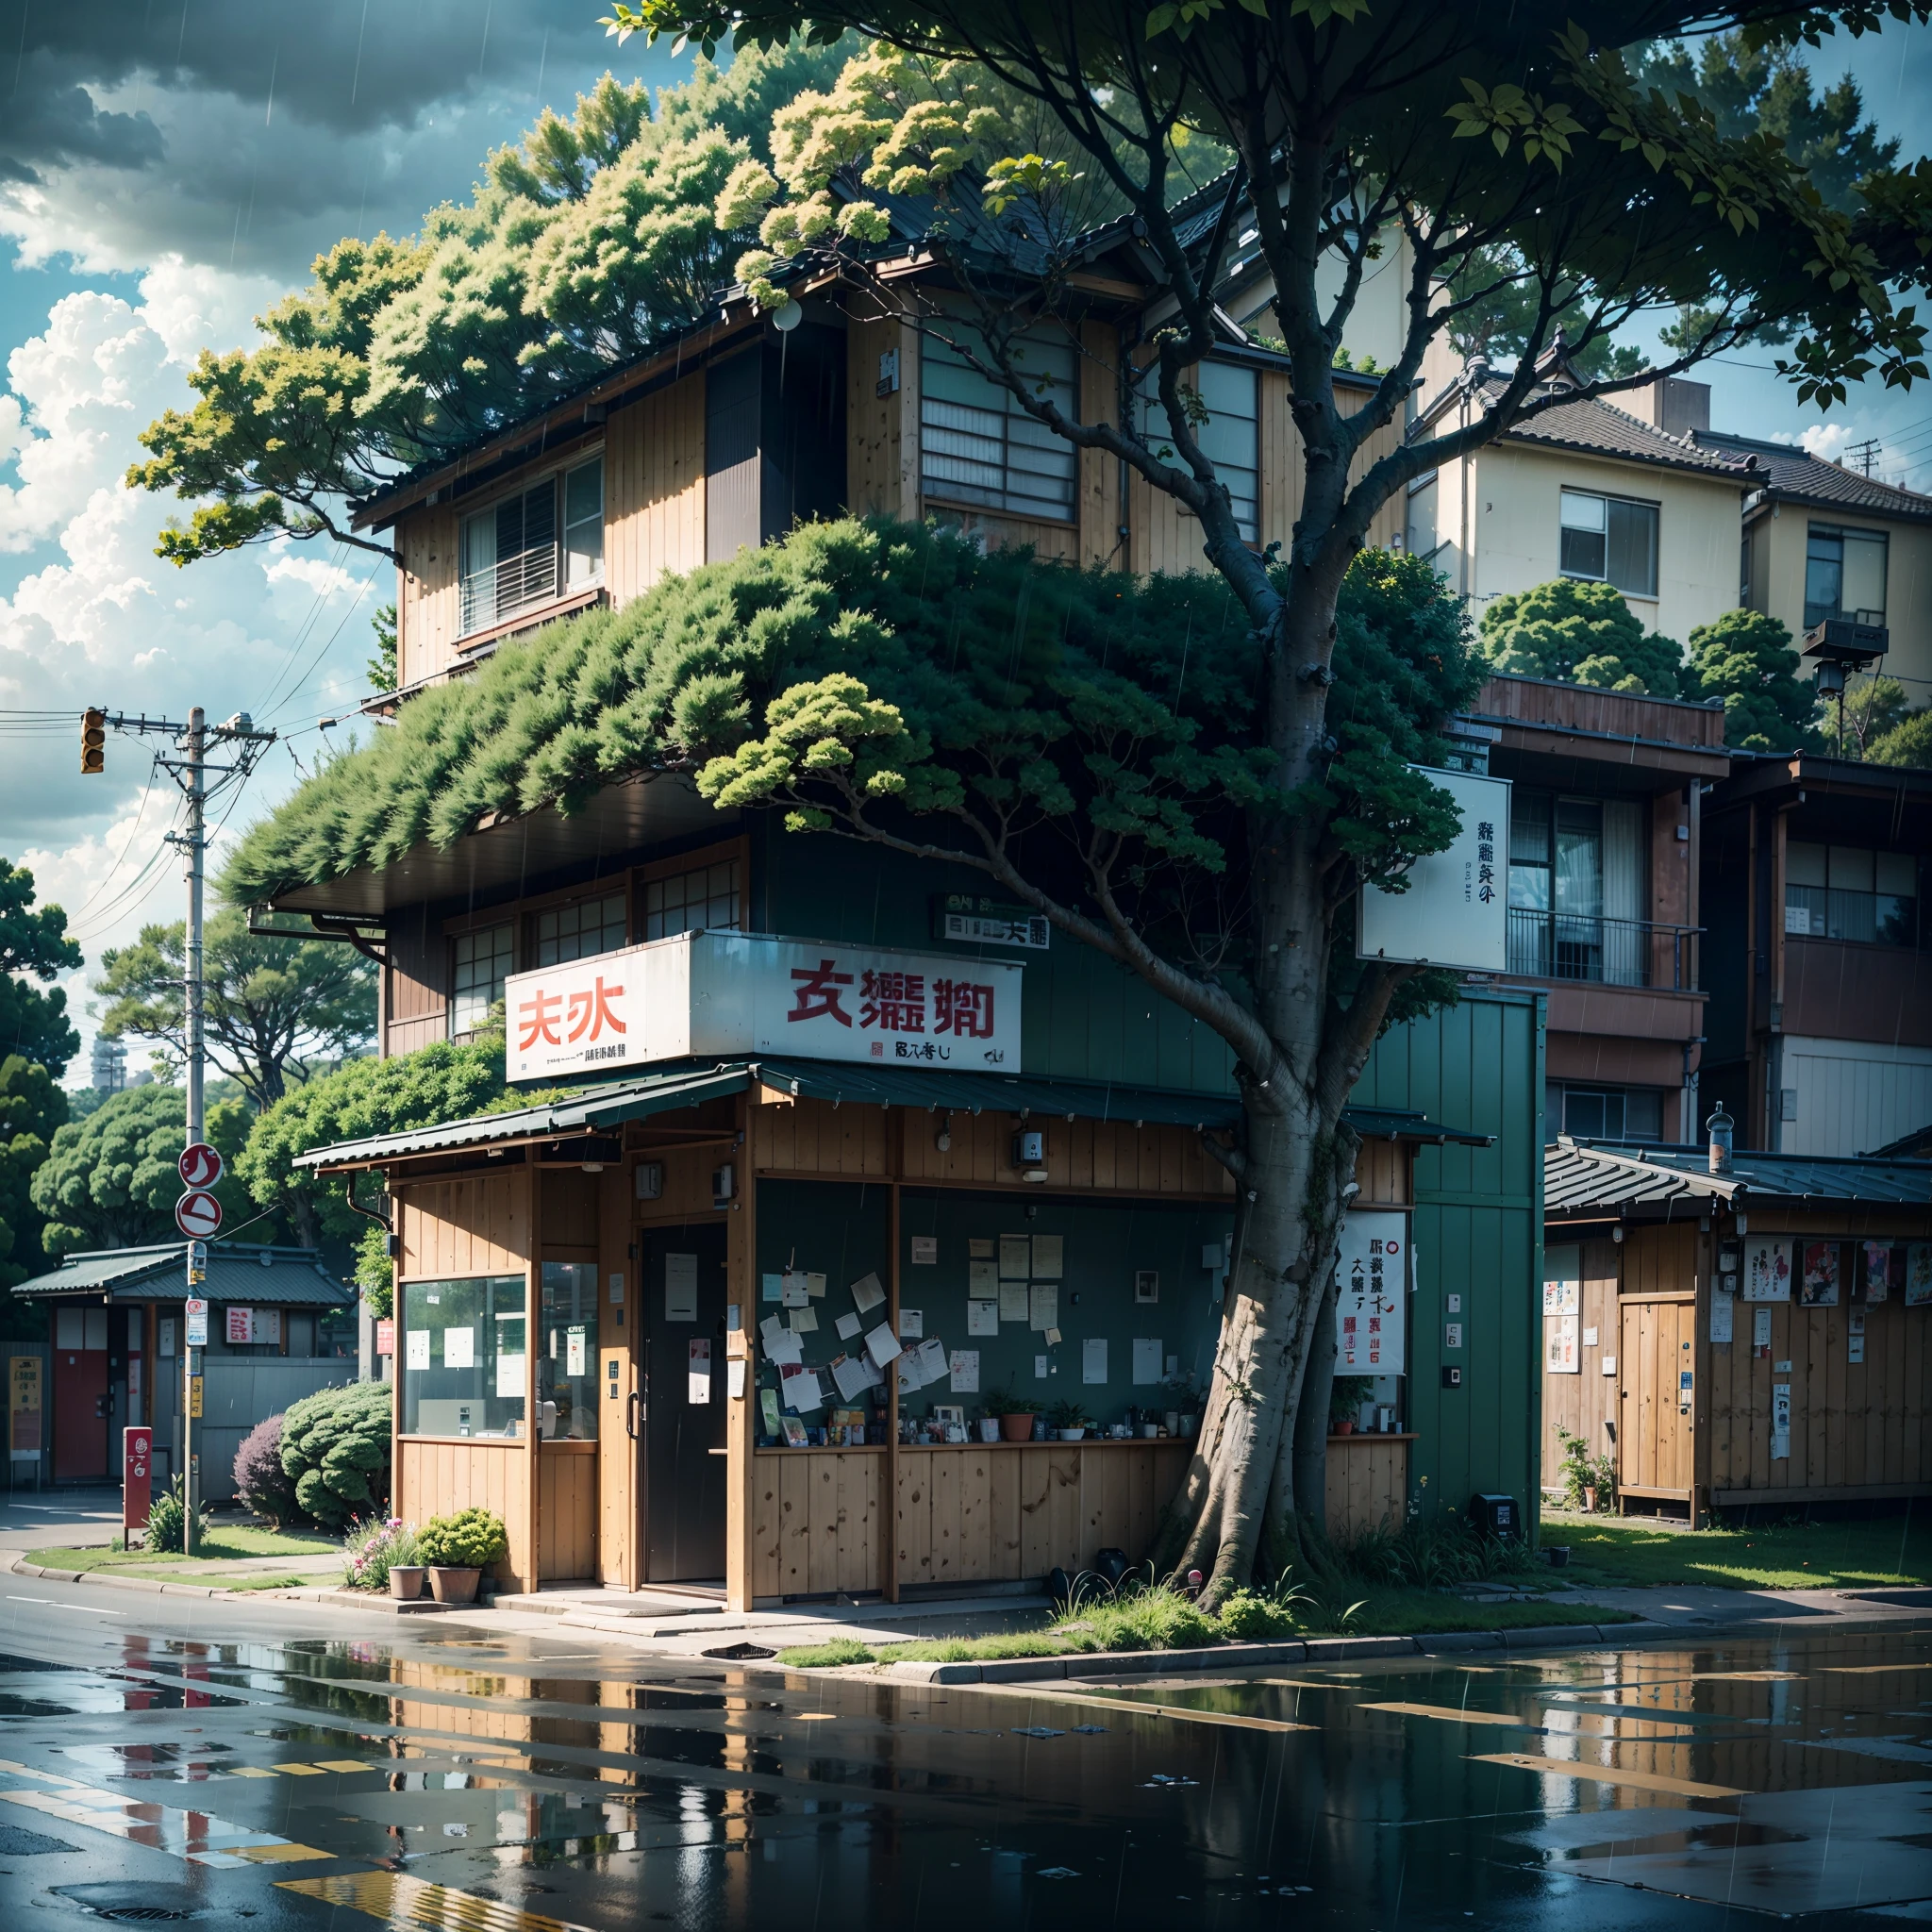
246 214 1545 1607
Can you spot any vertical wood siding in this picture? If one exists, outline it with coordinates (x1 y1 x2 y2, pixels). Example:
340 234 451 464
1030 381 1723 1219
1539 1238 1620 1493
397 1176 529 1277
397 504 459 691
538 1445 598 1580
395 1439 532 1591
1324 1434 1410 1539
605 375 706 605
846 314 920 522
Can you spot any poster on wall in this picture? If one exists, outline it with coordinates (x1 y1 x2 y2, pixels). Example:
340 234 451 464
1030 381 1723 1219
1335 1210 1407 1375
1542 1244 1581 1317
1742 1238 1793 1301
1865 1241 1895 1303
1710 1291 1733 1344
1800 1241 1840 1307
1771 1381 1792 1460
1908 1244 1932 1307
1544 1314 1580 1374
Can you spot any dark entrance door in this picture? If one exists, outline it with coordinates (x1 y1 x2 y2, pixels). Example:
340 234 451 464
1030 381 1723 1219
636 1222 729 1584
53 1308 109 1482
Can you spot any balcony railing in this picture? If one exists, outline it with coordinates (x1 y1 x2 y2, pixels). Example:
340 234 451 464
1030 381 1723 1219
1507 908 1701 991
459 541 558 638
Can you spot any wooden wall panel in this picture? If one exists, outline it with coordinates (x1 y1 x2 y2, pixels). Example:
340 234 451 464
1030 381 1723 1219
1539 1239 1619 1494
605 375 706 608
396 1438 531 1591
1078 319 1123 568
1351 1140 1411 1208
1324 1435 1408 1540
847 314 919 522
397 503 459 691
541 1169 601 1248
397 1173 529 1279
750 1449 882 1598
538 1445 598 1581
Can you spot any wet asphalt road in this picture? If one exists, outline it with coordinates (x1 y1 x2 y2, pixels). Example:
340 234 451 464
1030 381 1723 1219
6 1581 1932 1927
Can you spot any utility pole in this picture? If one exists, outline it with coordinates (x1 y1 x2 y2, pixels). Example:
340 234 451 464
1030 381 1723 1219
1846 437 1882 478
83 707 275 1552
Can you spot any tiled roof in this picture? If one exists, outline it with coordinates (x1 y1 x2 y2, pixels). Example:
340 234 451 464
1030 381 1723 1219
11 1241 355 1304
1545 1140 1932 1213
1456 377 1757 479
1696 430 1932 523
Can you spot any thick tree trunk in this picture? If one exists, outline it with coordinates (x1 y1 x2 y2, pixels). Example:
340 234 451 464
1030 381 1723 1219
1290 1277 1338 1543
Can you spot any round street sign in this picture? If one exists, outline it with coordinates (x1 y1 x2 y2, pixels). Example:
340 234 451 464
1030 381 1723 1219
175 1189 223 1239
179 1141 224 1189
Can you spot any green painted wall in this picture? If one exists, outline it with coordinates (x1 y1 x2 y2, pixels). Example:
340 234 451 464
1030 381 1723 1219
1354 989 1547 1537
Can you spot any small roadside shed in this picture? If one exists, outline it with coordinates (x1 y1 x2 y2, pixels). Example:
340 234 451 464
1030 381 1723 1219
10 1243 358 1495
1541 1140 1932 1522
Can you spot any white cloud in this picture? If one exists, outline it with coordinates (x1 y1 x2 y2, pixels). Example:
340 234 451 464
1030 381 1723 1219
1800 423 1857 465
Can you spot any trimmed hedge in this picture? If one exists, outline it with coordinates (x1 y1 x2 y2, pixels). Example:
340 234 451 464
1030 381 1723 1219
279 1379 391 1531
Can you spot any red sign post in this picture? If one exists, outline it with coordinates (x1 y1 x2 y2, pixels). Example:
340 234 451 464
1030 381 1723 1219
123 1425 153 1536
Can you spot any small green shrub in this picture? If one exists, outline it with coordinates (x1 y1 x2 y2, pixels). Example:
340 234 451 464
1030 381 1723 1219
978 1386 1036 1418
781 1638 874 1667
1556 1427 1618 1513
418 1507 508 1570
144 1475 205 1555
1043 1398 1091 1431
279 1379 391 1531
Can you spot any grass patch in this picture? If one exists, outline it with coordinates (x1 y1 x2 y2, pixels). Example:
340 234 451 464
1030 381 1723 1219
220 1575 315 1593
775 1584 1631 1668
35 1525 341 1573
1542 1509 1932 1591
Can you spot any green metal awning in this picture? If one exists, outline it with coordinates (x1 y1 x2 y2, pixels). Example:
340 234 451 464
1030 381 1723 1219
298 1056 1489 1172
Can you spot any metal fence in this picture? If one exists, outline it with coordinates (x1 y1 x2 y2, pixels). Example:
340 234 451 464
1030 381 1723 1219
1506 908 1701 991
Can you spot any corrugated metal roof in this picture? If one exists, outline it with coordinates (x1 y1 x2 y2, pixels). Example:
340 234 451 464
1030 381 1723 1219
1546 1140 1932 1215
11 1242 354 1305
296 1058 1491 1170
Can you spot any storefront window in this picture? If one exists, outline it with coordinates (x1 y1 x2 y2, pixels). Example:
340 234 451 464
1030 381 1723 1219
539 1263 599 1440
401 1275 527 1438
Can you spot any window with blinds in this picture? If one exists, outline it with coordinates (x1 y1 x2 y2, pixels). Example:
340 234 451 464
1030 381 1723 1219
920 331 1078 522
535 891 627 967
450 923 513 1037
642 858 741 941
458 456 603 637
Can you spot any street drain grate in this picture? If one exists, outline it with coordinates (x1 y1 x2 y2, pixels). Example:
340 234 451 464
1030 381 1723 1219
95 1911 193 1924
702 1641 777 1660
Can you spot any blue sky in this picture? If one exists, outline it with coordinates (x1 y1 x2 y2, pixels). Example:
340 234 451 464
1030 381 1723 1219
0 5 1926 1087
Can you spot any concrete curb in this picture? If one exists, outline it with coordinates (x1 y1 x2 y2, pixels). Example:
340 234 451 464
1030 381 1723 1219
8 1554 347 1605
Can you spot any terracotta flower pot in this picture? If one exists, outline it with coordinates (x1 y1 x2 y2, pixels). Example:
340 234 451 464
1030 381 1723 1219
998 1413 1036 1442
1335 1419 1355 1436
427 1565 482 1605
390 1565 426 1601
1583 1487 1598 1513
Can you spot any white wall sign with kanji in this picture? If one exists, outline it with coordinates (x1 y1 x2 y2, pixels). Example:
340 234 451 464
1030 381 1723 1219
504 931 1024 1081
1357 766 1510 973
1334 1209 1407 1376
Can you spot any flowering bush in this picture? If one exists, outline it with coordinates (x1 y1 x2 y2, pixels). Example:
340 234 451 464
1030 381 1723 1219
342 1515 420 1592
233 1412 302 1528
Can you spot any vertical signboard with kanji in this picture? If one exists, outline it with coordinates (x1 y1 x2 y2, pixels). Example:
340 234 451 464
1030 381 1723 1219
8 1356 41 1458
1334 1211 1407 1375
1357 768 1510 973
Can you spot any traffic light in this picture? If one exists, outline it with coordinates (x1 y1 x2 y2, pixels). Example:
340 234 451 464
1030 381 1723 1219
80 708 106 774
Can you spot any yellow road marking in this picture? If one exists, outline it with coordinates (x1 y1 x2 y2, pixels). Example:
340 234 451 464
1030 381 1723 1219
313 1760 373 1774
233 1841 331 1863
1470 1752 1747 1800
792 1713 837 1721
2 1783 329 1867
226 1766 279 1778
967 1683 1313 1734
275 1763 329 1776
283 1871 600 1931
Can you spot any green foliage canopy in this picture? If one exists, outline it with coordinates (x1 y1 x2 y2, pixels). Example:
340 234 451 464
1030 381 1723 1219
1477 577 1685 696
0 1056 65 1293
1685 607 1822 751
1869 707 1932 768
0 859 81 1079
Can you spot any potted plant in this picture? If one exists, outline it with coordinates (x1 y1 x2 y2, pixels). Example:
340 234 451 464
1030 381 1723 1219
1329 1374 1376 1438
1045 1398 1090 1442
980 1386 1038 1443
417 1507 509 1604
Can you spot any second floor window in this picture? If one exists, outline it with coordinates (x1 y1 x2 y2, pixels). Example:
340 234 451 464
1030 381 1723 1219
1786 841 1920 946
459 457 603 637
1135 362 1261 545
642 858 741 940
1559 488 1658 598
921 331 1078 522
450 923 513 1037
1804 523 1887 629
536 891 627 967
1508 790 1649 984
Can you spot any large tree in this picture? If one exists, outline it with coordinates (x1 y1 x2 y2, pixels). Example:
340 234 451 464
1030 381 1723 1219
592 0 1932 1595
0 859 82 1077
93 909 376 1109
0 1055 66 1307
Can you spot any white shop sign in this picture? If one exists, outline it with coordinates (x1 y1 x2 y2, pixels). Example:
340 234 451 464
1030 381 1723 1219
505 930 1023 1081
1335 1209 1407 1376
1357 767 1510 973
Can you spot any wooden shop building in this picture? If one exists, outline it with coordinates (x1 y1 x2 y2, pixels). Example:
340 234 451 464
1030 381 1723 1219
1541 1138 1932 1522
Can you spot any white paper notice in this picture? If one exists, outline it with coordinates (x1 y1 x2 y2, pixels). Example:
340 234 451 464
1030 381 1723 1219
1000 1235 1031 1278
807 1272 826 1299
1543 1314 1579 1374
789 1306 818 1333
496 1351 525 1398
831 1355 871 1402
1131 1337 1163 1385
761 1274 783 1303
1082 1337 1108 1385
443 1327 475 1370
1710 1292 1734 1344
1031 1236 1064 1278
910 1237 938 1266
566 1325 587 1376
782 1275 809 1309
688 1338 712 1404
1029 1285 1058 1331
967 1299 998 1337
950 1349 980 1393
865 1323 902 1370
764 1328 803 1367
665 1253 699 1322
835 1311 862 1341
1771 1381 1792 1459
759 1314 785 1349
898 1307 924 1340
970 1239 995 1259
407 1328 430 1372
999 1282 1030 1323
1035 1354 1049 1378
851 1272 887 1313
896 1353 924 1397
781 1363 823 1412
914 1338 948 1386
608 1272 625 1307
969 1258 999 1296
727 1357 746 1400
